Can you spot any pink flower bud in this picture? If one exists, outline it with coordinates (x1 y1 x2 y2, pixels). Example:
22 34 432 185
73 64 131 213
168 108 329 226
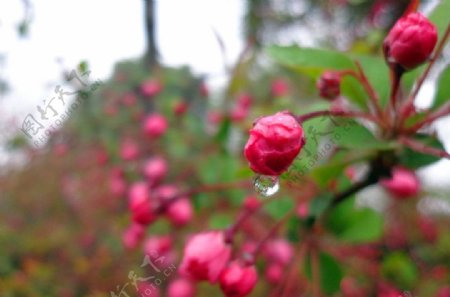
296 202 309 219
436 287 450 297
143 235 176 268
144 235 172 256
380 167 420 199
377 283 402 297
263 239 294 266
244 111 305 176
317 71 341 100
122 223 145 249
120 139 139 161
179 231 231 283
131 200 156 225
243 196 261 211
154 184 179 202
138 281 160 297
207 111 223 125
219 261 258 297
237 93 253 109
95 148 109 165
122 93 137 106
383 12 437 70
143 114 168 138
141 79 163 97
271 78 289 97
143 157 168 185
230 105 249 122
166 198 193 226
167 278 196 297
109 174 127 197
265 263 283 284
418 216 438 243
173 101 189 116
129 182 156 225
341 277 365 297
129 182 150 211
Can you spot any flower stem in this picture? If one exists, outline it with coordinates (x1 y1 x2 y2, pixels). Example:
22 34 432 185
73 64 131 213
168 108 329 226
352 60 384 118
297 110 381 125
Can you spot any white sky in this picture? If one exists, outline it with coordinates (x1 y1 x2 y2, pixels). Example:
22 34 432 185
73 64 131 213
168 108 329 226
0 0 244 117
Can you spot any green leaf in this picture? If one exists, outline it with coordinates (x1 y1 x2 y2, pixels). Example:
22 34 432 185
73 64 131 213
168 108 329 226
287 217 302 242
432 66 450 110
286 115 333 177
309 193 333 219
326 197 384 243
309 151 352 189
266 45 390 109
382 252 418 288
198 153 239 184
399 133 446 169
352 53 390 107
429 0 450 40
266 45 354 71
305 252 343 295
263 197 294 219
209 214 233 229
332 119 396 150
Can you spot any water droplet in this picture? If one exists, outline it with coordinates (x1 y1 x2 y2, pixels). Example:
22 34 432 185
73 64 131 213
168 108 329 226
253 175 280 197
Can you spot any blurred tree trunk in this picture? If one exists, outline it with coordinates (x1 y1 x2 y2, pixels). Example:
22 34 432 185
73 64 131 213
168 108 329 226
144 0 158 69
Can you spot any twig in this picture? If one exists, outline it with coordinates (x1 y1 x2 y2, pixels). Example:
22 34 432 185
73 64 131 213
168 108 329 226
297 110 381 125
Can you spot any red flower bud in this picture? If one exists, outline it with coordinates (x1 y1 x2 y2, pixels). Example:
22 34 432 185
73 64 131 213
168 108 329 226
271 78 289 97
143 157 168 185
120 138 139 161
143 113 168 138
383 12 437 70
166 198 193 226
317 71 341 100
243 196 261 211
264 263 283 284
219 261 258 297
122 223 145 249
244 111 305 176
436 287 450 297
129 182 156 225
263 239 294 266
141 79 163 97
168 278 196 297
179 231 231 283
380 167 420 199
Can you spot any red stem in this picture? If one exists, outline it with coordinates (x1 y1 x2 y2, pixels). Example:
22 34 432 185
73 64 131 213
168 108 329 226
404 101 450 133
352 61 384 118
311 247 321 297
297 110 381 125
399 136 450 159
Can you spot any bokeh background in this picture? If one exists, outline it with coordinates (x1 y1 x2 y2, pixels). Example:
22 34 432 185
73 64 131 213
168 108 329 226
0 1 449 296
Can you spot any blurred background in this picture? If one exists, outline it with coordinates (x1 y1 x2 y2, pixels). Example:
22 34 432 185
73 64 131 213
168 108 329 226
0 0 449 296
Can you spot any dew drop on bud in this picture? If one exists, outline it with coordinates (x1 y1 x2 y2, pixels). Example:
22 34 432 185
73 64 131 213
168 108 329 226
253 175 280 197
